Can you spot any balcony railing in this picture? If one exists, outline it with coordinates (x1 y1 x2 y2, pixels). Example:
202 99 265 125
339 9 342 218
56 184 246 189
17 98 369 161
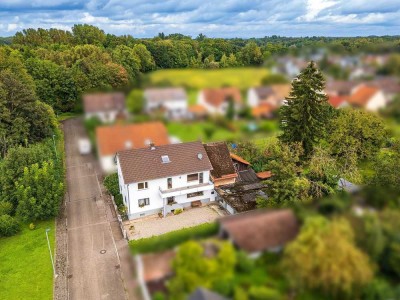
159 181 214 197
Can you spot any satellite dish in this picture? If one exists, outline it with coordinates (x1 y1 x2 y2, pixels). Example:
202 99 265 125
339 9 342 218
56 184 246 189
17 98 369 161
197 153 203 160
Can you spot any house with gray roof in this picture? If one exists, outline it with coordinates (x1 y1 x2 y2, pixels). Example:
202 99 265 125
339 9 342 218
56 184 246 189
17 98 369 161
116 141 215 219
144 87 188 119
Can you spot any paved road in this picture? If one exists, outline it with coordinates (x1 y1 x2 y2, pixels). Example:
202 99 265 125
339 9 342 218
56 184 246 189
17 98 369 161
63 118 137 300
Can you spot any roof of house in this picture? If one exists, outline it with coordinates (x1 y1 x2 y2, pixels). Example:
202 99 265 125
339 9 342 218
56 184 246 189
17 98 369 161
251 103 275 118
256 171 272 180
230 153 250 165
219 209 299 253
188 288 228 300
204 142 237 179
328 95 348 108
271 84 291 99
325 80 357 96
83 92 125 113
367 77 400 95
348 85 380 106
238 169 259 183
117 141 213 183
189 104 208 114
252 86 275 99
201 87 242 108
142 250 175 282
96 122 169 156
144 87 187 102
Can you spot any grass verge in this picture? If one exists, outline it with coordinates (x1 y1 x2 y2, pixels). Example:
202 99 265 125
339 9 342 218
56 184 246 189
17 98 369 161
0 220 55 300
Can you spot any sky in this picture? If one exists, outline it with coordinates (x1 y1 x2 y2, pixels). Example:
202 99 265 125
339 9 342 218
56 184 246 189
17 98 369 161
0 0 399 38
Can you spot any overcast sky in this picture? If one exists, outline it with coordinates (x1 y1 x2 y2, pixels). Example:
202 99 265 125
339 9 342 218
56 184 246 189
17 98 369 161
0 0 399 37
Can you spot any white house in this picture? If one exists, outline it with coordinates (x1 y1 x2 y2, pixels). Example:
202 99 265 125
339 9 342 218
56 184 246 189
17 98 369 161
197 87 242 115
83 92 127 123
347 85 387 112
116 141 216 219
96 122 170 174
144 88 188 119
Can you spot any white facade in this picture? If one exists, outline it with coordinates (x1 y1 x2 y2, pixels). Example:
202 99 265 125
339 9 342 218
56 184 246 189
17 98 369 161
85 110 127 123
100 154 116 174
247 88 259 108
146 98 188 119
365 90 387 112
117 157 216 219
197 91 242 115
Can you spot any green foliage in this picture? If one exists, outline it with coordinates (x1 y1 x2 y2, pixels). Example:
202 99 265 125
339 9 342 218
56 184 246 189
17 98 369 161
103 173 120 196
225 97 235 120
29 223 36 230
129 222 218 254
283 216 374 297
72 24 106 45
248 286 281 300
0 215 20 237
235 251 255 273
126 89 144 114
15 160 64 221
168 240 237 299
379 209 400 278
361 278 395 300
152 292 166 300
173 208 183 215
318 193 350 215
239 42 263 66
0 202 13 216
111 45 141 82
279 61 332 157
328 109 388 179
261 73 288 85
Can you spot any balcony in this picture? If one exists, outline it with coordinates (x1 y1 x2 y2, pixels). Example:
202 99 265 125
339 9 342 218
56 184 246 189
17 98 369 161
159 181 214 198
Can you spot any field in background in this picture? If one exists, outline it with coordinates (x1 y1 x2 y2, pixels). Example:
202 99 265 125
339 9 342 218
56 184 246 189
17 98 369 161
146 67 269 90
0 220 55 300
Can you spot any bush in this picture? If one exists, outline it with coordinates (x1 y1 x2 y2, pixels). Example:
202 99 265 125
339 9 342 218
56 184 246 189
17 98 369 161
0 201 13 216
129 222 218 254
318 196 349 215
361 278 394 300
104 173 120 196
29 223 36 230
212 278 234 297
236 251 254 273
248 286 281 300
173 208 183 215
234 287 249 300
152 292 166 300
0 215 20 237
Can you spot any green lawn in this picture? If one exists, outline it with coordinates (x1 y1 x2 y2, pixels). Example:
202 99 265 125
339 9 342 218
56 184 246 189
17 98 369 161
167 120 279 143
0 220 55 300
147 67 269 90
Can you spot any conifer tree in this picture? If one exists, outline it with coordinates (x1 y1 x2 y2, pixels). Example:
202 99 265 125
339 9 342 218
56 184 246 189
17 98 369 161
279 61 331 157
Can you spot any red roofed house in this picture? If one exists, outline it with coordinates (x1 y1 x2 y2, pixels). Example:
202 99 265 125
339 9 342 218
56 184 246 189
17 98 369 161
96 122 170 173
83 92 127 123
328 95 348 109
197 87 242 115
347 85 387 111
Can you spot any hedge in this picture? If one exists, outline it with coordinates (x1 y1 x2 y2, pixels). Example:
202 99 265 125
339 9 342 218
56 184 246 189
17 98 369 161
129 222 219 254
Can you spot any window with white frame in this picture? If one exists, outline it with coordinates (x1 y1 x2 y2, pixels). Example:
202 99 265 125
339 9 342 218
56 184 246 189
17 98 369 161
138 182 148 190
138 198 150 207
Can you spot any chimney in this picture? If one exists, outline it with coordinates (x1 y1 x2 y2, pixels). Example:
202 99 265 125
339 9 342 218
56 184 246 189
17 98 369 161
150 142 156 150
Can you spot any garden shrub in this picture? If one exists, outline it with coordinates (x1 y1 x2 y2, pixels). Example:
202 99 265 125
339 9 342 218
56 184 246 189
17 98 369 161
248 286 281 300
0 215 20 237
236 251 254 273
212 278 234 297
0 201 13 216
129 222 218 254
361 278 394 300
234 287 249 300
173 208 183 215
104 173 120 196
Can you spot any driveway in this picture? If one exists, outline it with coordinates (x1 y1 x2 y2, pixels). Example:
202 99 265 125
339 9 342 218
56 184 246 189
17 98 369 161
59 118 138 300
124 205 225 240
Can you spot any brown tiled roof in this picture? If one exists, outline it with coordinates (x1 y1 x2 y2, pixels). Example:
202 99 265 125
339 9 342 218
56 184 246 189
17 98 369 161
144 88 186 102
219 209 299 253
253 86 275 99
96 122 169 156
118 141 213 183
251 103 275 118
328 95 348 108
83 92 125 113
348 85 380 106
256 171 272 179
204 142 236 179
202 87 242 108
325 80 357 96
189 104 208 114
230 153 250 165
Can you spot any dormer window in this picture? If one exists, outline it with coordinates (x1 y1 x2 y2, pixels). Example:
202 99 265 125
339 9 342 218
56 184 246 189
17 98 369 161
161 155 170 163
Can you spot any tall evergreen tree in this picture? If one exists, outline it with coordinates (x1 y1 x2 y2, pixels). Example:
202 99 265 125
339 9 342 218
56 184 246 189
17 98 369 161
279 61 331 157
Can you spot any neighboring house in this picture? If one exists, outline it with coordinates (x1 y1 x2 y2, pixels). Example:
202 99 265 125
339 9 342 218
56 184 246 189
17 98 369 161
251 103 274 119
219 209 300 257
83 92 127 123
204 142 238 187
247 84 291 108
198 87 242 115
347 85 387 111
96 122 170 173
188 104 208 119
367 77 400 101
144 88 188 119
328 95 349 109
116 141 215 219
230 153 261 183
325 80 357 96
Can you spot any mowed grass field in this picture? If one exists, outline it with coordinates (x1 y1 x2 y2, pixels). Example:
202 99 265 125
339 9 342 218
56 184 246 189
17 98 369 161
147 67 269 90
0 220 55 300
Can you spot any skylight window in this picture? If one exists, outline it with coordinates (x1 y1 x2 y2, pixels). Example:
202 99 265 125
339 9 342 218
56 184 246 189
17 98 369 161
161 155 170 163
